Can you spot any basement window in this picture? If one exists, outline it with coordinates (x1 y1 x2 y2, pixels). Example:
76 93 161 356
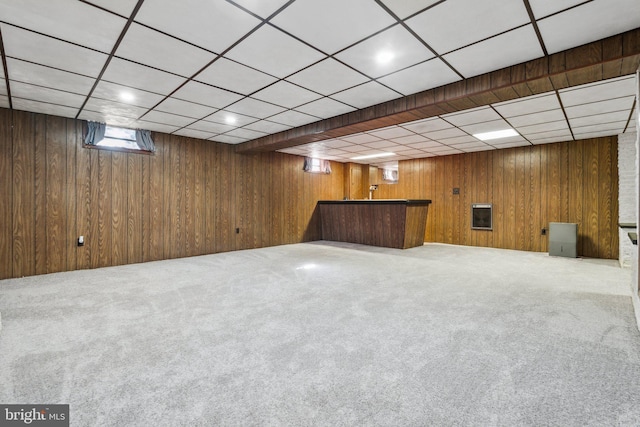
97 126 139 150
303 157 331 174
84 122 156 154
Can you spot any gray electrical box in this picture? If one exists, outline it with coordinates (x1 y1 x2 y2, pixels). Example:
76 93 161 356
549 222 578 258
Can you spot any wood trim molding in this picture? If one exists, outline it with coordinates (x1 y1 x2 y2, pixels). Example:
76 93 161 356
236 28 640 154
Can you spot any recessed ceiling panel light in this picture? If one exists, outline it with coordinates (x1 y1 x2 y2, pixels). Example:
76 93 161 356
351 152 396 160
473 129 519 141
224 115 237 125
119 91 135 103
376 51 395 65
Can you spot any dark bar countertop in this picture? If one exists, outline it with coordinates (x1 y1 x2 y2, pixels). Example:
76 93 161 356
317 199 432 205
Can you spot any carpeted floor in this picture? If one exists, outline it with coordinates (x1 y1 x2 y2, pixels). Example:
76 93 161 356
1 242 639 426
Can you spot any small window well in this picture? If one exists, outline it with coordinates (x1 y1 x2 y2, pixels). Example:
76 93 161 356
84 121 156 154
98 126 139 150
303 157 331 174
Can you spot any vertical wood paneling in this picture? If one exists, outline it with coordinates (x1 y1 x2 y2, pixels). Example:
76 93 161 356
148 135 164 261
45 116 66 273
0 109 12 279
127 153 143 264
34 114 46 275
583 139 599 257
76 123 92 270
66 119 78 272
97 149 112 267
111 152 127 266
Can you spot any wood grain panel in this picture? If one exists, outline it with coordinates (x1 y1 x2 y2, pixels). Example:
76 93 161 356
65 119 78 272
127 153 143 264
148 134 164 261
0 109 12 279
76 122 92 269
34 114 46 275
111 152 127 266
45 115 67 273
97 149 112 267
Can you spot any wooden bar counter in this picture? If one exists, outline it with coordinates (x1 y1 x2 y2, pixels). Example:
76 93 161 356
317 199 431 249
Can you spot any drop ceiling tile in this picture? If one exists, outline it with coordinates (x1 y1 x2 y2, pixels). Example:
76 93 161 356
189 120 236 134
226 97 286 119
516 120 570 136
12 99 78 119
286 58 369 96
401 118 453 134
137 120 180 134
490 140 531 149
569 111 632 128
1 25 108 77
10 81 86 108
322 139 356 149
362 140 401 149
425 127 468 141
538 0 640 54
271 0 395 54
428 146 463 154
460 145 495 153
406 0 530 54
493 93 561 117
573 130 623 140
0 95 9 109
173 81 244 109
268 110 319 127
7 59 95 96
571 121 628 136
526 129 573 141
92 81 166 108
461 119 514 135
505 109 566 127
564 97 636 119
84 0 138 16
444 136 482 145
102 57 185 95
527 0 585 18
232 0 291 18
116 23 216 77
442 107 502 127
205 111 257 127
278 147 306 155
490 136 530 146
252 81 321 109
0 0 126 52
377 58 461 95
453 141 491 150
331 81 399 109
294 98 356 118
407 140 444 149
143 110 195 128
225 25 325 79
211 135 247 144
173 128 218 140
559 77 636 107
195 58 277 96
391 135 430 145
84 97 150 119
444 25 544 78
243 120 291 134
340 144 374 153
379 0 441 19
367 127 414 140
225 128 267 140
530 135 574 145
0 79 6 96
136 0 261 53
155 97 218 120
342 133 382 144
335 25 434 78
78 111 139 128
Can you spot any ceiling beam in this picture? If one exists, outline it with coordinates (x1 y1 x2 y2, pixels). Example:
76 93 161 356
236 27 640 154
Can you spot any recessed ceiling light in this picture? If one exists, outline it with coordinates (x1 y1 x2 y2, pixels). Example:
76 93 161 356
376 51 394 65
119 91 135 103
473 129 519 141
351 152 396 160
225 115 237 125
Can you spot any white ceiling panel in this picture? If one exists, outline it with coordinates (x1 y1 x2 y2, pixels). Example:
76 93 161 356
225 25 325 79
459 119 513 135
294 98 356 118
10 81 86 108
268 110 319 127
379 0 442 19
444 25 544 78
212 135 247 144
102 57 185 95
7 59 95 96
530 135 574 145
362 140 401 149
527 0 586 19
271 0 395 55
84 0 138 17
205 111 257 127
13 99 78 119
442 107 502 127
335 25 434 78
339 144 374 152
92 81 166 108
494 93 562 117
391 135 431 145
443 136 482 145
573 129 626 140
377 58 461 95
115 23 216 78
538 0 640 54
331 81 399 109
231 0 291 19
244 120 291 134
506 109 566 127
0 95 8 109
189 120 235 134
0 0 126 52
569 110 632 128
155 97 218 120
527 129 573 141
342 133 382 144
367 126 415 139
137 120 180 134
173 128 218 140
172 81 244 109
406 0 531 54
286 58 369 96
142 110 196 128
225 97 286 119
564 97 636 119
559 77 636 107
136 0 261 53
427 146 463 154
78 110 139 128
84 97 150 119
461 145 495 152
452 141 490 150
1 24 108 77
195 58 277 96
252 81 321 109
423 127 468 140
225 128 267 140
487 136 529 146
490 140 531 148
0 79 6 96
401 118 453 134
572 121 628 135
516 120 570 136
407 139 443 148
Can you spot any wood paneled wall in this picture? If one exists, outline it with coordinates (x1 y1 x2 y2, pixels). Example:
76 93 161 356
376 137 619 259
0 108 344 279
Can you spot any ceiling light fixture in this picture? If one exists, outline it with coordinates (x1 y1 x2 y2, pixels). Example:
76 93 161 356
351 152 396 160
376 51 395 64
473 129 519 141
119 91 135 103
225 115 237 125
